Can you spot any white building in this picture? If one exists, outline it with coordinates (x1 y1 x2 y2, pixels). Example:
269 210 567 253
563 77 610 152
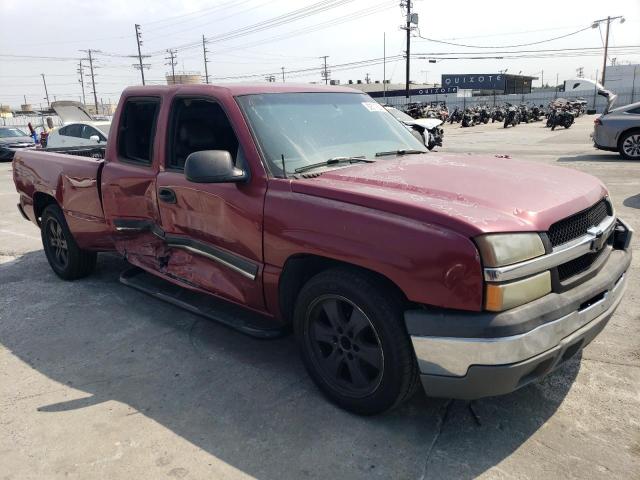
604 64 640 91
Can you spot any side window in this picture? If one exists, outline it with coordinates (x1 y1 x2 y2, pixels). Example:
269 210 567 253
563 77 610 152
627 107 640 115
168 98 239 170
117 98 160 165
61 124 82 137
80 126 97 139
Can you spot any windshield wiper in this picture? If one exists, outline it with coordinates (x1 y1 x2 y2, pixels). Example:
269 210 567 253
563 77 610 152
374 149 427 157
294 156 374 174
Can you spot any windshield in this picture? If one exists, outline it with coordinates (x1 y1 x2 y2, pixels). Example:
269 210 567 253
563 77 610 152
236 93 425 176
0 127 28 138
385 106 415 123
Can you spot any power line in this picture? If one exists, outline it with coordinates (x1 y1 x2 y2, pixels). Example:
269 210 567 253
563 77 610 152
415 25 594 49
146 0 355 55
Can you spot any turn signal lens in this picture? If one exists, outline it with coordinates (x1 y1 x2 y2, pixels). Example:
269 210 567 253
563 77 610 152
485 271 552 312
476 233 545 268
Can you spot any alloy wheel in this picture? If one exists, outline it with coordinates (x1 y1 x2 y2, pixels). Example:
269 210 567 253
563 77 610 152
623 134 640 158
305 295 384 398
46 217 69 269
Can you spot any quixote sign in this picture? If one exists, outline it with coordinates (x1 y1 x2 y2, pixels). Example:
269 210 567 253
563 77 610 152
368 86 457 98
441 74 506 90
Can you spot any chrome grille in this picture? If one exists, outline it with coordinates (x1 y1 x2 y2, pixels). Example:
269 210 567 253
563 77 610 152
548 199 610 247
557 248 607 281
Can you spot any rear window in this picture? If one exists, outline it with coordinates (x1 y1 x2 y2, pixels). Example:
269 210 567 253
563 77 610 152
117 98 160 165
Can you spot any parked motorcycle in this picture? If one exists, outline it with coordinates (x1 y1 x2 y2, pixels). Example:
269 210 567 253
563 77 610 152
448 107 463 124
503 104 519 128
461 108 475 127
550 107 574 130
491 107 505 123
478 106 491 124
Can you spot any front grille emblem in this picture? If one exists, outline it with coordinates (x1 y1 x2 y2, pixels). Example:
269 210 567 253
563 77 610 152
587 226 606 252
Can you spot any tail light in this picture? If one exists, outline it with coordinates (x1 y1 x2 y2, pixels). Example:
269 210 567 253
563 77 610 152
594 117 602 125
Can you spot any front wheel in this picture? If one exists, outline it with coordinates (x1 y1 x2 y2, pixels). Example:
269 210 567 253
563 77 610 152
41 204 97 280
294 268 418 415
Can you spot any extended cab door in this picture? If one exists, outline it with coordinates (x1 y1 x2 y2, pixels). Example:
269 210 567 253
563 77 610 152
101 96 163 272
155 96 268 310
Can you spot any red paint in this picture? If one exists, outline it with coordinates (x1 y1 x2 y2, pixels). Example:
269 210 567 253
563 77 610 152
13 83 609 316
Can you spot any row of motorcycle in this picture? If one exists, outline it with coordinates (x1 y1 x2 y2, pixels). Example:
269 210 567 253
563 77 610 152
445 99 587 130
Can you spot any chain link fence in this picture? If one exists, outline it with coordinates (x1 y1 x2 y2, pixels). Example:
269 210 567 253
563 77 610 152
1 114 64 129
382 87 640 113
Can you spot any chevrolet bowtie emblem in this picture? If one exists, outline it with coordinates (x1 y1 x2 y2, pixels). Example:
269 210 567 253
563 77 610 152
587 226 607 252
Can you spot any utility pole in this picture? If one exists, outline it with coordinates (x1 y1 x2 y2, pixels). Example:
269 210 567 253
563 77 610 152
601 17 611 85
320 55 329 84
77 60 86 105
541 69 544 88
365 73 371 84
80 49 99 114
383 32 387 102
134 24 146 85
281 66 285 82
166 49 177 84
403 0 412 98
202 35 210 84
41 73 50 107
592 15 625 86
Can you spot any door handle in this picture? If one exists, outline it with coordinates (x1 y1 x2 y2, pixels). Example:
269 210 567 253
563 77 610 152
158 188 177 204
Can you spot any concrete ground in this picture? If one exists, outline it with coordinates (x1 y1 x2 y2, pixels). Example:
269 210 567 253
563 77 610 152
1 115 639 479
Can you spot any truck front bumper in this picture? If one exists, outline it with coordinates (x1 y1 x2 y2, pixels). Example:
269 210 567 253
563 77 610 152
405 247 631 400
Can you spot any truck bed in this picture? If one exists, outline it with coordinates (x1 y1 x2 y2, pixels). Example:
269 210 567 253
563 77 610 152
13 149 113 250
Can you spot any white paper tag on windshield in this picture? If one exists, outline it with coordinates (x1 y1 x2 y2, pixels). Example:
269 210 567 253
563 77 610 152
362 102 385 112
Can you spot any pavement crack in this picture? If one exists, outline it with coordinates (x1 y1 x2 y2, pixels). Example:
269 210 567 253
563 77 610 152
581 357 640 369
419 399 453 480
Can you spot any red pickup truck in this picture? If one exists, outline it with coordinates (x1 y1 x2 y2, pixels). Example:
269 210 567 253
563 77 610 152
13 84 632 415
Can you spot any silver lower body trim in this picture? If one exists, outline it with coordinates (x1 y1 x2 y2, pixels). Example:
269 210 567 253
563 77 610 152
411 272 627 377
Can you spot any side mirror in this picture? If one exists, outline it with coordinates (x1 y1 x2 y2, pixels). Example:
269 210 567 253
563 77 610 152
89 135 100 142
184 150 247 183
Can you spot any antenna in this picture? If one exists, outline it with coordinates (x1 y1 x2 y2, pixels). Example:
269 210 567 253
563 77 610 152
281 154 288 179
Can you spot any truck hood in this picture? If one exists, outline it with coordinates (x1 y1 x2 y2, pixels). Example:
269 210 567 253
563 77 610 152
410 118 443 129
292 154 608 237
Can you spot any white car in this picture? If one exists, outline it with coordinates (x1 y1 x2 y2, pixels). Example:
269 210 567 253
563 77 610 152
46 121 110 148
45 101 111 148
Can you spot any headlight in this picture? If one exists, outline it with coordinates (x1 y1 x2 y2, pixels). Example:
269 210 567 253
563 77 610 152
485 271 551 311
475 233 545 267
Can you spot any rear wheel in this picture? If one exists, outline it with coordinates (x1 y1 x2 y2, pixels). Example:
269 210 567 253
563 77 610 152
619 131 640 159
294 268 418 415
41 204 97 280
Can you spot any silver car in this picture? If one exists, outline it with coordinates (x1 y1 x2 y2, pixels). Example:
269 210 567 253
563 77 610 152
593 100 640 159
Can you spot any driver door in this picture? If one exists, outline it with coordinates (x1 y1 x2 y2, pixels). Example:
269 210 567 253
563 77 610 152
155 96 267 311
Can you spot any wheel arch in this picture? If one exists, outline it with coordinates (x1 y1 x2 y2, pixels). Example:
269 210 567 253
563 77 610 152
32 192 60 226
618 126 640 143
277 254 408 325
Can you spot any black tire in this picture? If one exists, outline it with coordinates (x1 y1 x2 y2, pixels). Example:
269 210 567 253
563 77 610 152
551 124 556 131
41 204 97 280
618 130 640 160
293 268 418 415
